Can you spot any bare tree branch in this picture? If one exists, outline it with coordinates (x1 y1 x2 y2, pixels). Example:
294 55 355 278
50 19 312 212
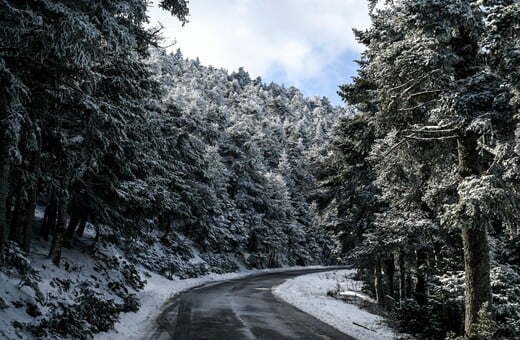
382 137 411 158
406 89 443 101
398 99 438 111
405 135 458 141
402 128 458 135
388 69 441 94
383 126 458 158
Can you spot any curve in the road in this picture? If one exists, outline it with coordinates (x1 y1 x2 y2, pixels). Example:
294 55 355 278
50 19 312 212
150 268 354 340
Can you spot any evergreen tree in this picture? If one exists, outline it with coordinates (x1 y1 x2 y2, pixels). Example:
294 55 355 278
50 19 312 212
339 0 519 336
313 113 380 255
0 0 189 263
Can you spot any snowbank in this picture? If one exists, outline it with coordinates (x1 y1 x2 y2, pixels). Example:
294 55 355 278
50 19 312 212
273 269 397 340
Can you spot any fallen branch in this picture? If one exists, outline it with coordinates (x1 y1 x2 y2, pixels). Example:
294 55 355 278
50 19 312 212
353 322 375 332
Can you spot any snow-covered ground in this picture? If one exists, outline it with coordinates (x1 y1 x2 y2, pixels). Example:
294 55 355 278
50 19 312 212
274 269 398 340
2 205 352 340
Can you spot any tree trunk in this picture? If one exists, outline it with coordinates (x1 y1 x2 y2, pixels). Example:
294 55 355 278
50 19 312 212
10 147 41 253
383 255 395 299
0 137 10 264
399 248 406 305
41 197 57 241
383 255 396 310
49 190 69 266
406 273 413 299
415 247 428 305
458 132 492 336
63 205 80 247
432 239 443 272
21 186 37 253
8 194 23 244
374 255 385 305
21 136 41 253
457 132 480 178
75 215 88 237
462 226 491 335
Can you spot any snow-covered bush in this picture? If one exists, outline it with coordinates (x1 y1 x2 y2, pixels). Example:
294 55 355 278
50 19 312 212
394 272 465 338
397 266 520 339
31 283 121 339
200 253 240 274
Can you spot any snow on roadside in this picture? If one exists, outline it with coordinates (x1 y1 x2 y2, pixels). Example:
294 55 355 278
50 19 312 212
273 269 397 340
95 265 331 340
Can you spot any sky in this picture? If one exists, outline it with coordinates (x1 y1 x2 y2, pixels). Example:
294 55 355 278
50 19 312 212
148 1 372 106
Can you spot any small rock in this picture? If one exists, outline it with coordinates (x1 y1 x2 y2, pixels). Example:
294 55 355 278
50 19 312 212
26 303 41 317
0 296 8 310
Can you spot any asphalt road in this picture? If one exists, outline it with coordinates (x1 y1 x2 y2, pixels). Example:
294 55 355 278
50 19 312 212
148 267 354 340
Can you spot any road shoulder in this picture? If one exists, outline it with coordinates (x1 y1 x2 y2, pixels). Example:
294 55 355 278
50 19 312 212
273 269 398 340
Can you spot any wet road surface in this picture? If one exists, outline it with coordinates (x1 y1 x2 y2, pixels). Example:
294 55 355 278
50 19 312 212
148 267 354 340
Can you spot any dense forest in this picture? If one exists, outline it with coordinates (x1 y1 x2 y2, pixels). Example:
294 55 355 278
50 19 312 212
0 1 345 338
315 0 520 338
1 0 519 339
0 0 341 269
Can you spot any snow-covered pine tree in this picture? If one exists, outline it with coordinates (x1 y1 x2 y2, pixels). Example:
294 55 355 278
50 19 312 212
340 0 519 336
313 112 380 255
0 0 189 264
149 48 341 267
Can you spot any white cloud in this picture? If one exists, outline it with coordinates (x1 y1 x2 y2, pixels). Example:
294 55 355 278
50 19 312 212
148 0 371 100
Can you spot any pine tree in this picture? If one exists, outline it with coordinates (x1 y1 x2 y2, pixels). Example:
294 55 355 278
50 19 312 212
0 0 189 263
340 0 518 335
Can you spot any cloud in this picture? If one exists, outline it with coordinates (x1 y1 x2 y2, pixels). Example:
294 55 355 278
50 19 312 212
148 0 371 104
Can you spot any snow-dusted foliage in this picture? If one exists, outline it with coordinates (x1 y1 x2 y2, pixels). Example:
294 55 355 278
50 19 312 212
141 48 340 268
315 0 520 338
1 234 146 340
0 0 343 338
0 0 342 337
443 175 520 231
